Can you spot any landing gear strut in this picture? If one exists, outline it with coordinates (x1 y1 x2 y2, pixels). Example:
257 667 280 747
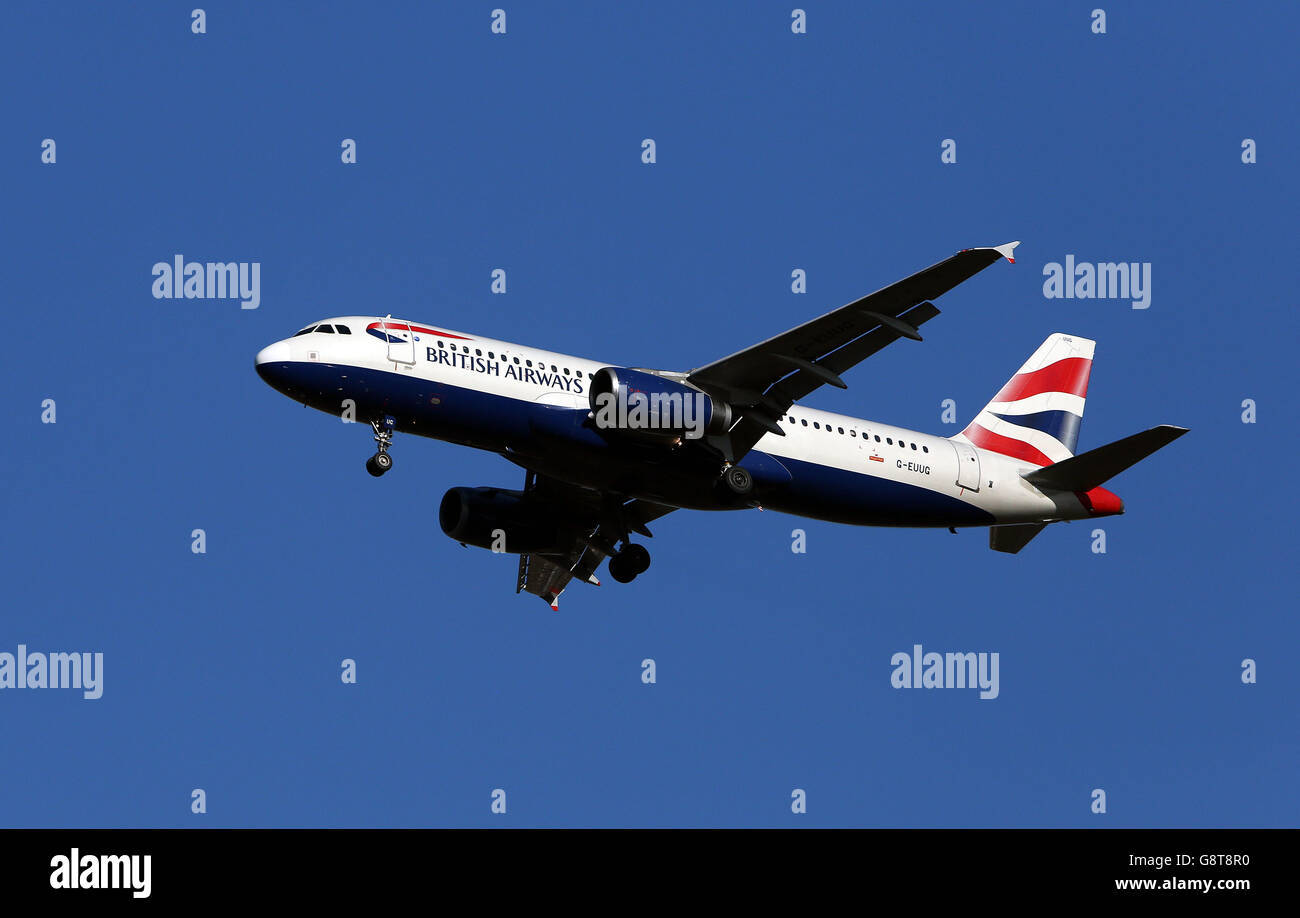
366 417 395 477
608 542 651 583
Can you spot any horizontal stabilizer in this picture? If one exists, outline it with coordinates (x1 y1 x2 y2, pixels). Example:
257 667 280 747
1024 425 1188 492
989 523 1047 554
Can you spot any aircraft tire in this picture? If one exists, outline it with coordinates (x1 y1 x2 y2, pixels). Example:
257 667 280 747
723 466 753 495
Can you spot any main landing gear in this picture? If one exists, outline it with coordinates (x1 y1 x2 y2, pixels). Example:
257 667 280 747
721 465 753 496
607 542 651 584
366 417 395 477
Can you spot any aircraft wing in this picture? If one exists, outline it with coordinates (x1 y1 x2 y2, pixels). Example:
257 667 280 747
687 242 1019 459
515 473 677 609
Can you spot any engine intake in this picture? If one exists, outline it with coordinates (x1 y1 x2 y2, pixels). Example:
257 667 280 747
589 367 730 439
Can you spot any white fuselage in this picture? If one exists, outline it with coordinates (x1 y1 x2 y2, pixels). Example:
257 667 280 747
255 316 1106 528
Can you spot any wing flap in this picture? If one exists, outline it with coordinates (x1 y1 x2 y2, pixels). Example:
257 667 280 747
513 483 679 608
725 301 942 457
687 245 1015 461
517 552 577 609
689 244 1012 398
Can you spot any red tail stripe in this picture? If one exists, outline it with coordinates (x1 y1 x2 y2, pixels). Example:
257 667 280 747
992 357 1091 403
962 425 1053 467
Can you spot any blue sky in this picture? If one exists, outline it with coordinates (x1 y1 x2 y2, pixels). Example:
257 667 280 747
1 1 1296 827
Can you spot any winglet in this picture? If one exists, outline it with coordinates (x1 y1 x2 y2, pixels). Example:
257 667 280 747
992 240 1020 264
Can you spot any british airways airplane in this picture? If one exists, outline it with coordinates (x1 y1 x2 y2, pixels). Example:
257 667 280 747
255 242 1186 608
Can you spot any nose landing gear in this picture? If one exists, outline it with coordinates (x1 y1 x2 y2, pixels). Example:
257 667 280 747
366 417 396 477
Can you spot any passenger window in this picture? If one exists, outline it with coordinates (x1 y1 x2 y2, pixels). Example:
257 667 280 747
563 368 570 375
476 349 482 356
911 443 917 450
526 360 532 367
838 427 844 434
874 435 881 442
488 352 495 359
886 438 893 445
801 419 808 427
813 422 820 429
922 445 929 453
850 430 856 437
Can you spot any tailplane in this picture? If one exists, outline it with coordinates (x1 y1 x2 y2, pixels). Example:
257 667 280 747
989 523 1047 554
1024 425 1189 493
989 426 1189 554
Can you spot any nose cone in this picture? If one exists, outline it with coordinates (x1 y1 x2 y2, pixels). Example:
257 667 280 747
1080 486 1124 517
256 340 291 367
255 339 295 392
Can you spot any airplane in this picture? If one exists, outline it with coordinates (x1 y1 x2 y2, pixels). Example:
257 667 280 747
255 241 1187 608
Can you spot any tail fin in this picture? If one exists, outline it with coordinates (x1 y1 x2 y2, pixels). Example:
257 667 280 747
955 333 1094 467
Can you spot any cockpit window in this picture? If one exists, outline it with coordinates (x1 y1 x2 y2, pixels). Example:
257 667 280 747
318 325 335 334
292 326 315 337
335 324 351 334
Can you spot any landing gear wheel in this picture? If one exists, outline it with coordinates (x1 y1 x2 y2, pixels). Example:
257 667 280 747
608 553 637 583
609 543 651 583
622 543 651 575
366 418 396 477
722 465 753 496
366 452 393 477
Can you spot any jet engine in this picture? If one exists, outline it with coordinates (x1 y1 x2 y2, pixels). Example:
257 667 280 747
438 487 574 554
588 367 731 440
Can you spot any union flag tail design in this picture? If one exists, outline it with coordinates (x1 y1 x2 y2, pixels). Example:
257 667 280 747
954 333 1094 467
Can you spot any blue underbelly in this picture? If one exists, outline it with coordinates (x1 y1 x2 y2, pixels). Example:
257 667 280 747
260 361 994 527
758 455 994 527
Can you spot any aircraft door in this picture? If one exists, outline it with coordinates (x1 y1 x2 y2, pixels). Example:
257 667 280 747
950 438 981 492
383 315 416 365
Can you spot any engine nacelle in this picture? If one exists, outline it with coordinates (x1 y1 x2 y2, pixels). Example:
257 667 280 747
588 367 730 440
438 487 571 554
